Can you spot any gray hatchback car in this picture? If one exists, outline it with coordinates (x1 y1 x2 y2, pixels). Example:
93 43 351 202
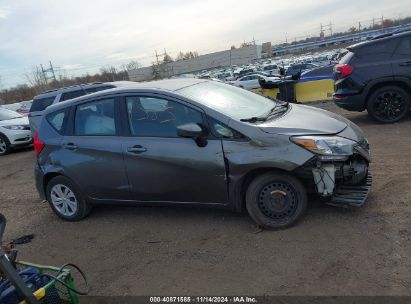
34 79 371 229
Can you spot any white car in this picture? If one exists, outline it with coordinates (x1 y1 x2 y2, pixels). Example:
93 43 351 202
261 63 279 75
230 74 268 89
0 108 32 155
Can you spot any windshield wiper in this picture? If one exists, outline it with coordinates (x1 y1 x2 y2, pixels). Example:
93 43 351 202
240 102 289 123
240 116 267 123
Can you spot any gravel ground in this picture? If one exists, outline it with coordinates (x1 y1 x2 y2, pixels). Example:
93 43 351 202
0 102 410 296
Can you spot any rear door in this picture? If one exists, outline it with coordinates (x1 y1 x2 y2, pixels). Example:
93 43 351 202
61 96 131 202
392 34 411 82
120 94 228 205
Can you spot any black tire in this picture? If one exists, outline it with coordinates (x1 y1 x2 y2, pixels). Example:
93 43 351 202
367 86 410 123
46 176 92 221
246 172 307 229
0 134 11 156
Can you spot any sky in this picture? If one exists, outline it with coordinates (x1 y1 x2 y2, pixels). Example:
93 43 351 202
0 0 410 88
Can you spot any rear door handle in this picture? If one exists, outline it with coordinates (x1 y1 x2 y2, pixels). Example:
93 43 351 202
63 143 78 150
127 145 147 154
399 61 411 67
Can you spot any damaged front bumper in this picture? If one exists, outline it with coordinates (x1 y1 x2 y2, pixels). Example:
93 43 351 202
295 144 372 207
329 172 372 207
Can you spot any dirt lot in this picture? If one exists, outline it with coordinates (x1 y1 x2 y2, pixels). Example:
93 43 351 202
1 102 410 296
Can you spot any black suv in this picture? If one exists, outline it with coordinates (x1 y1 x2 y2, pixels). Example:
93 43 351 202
333 31 411 123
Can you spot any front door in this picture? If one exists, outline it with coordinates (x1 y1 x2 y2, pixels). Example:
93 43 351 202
120 94 228 205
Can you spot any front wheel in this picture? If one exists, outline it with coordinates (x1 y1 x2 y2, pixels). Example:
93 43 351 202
0 134 11 156
367 86 410 123
46 176 92 221
246 172 307 229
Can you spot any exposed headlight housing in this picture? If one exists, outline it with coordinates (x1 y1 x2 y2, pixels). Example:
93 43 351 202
3 125 26 130
290 135 356 161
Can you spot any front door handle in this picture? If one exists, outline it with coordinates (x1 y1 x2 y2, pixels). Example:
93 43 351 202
127 145 147 154
399 61 411 67
63 143 78 150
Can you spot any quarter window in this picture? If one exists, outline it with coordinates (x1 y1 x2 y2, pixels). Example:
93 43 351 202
30 96 56 112
126 96 203 137
75 98 116 136
47 110 66 134
61 90 86 102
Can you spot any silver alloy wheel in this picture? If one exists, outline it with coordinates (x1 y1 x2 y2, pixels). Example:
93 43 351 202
0 138 6 154
50 184 78 216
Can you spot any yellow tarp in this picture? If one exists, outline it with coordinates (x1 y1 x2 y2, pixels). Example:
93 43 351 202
251 79 335 103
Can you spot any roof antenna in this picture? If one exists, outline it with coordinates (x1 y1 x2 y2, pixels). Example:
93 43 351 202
77 83 88 95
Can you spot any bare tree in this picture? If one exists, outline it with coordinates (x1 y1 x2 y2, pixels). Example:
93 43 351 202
124 60 142 71
163 53 173 64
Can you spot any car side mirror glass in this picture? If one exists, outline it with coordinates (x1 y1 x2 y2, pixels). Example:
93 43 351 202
177 123 203 138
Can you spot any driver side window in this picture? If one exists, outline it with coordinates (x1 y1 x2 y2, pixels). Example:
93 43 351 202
126 96 204 137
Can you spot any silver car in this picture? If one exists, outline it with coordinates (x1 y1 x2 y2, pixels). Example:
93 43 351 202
28 82 134 136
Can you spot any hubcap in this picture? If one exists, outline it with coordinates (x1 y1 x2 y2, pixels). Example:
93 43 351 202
373 91 406 121
50 184 78 216
0 138 6 153
258 182 298 220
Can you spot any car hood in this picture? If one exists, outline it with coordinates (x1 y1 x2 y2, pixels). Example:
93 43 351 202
0 117 29 127
258 104 347 136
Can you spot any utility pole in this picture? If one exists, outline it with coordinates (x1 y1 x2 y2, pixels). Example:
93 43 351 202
49 61 57 82
40 64 48 84
329 22 333 36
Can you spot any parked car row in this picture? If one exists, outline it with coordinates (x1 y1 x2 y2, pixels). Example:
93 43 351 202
1 100 33 116
196 48 343 81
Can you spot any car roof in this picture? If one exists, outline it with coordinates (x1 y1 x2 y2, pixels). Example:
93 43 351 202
348 30 411 51
43 78 209 114
33 81 135 99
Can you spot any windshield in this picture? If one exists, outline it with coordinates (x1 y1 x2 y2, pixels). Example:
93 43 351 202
177 81 275 120
0 108 23 121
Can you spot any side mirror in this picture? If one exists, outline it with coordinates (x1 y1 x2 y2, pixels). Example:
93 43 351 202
177 123 208 147
177 123 203 138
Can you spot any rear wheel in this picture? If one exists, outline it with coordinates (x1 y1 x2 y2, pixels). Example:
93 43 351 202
0 134 11 156
367 86 410 123
46 176 92 221
246 172 307 229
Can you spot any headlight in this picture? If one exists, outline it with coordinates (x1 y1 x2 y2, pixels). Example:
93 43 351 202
3 125 26 130
291 136 356 160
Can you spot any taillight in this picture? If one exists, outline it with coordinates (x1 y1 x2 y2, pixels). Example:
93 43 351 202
33 133 45 157
334 64 353 79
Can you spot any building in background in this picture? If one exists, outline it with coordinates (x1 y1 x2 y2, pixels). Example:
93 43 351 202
128 45 262 81
261 42 272 58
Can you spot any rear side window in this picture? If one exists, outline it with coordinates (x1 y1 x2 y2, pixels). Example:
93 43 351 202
46 109 67 134
86 85 115 94
395 36 411 56
61 90 86 102
358 39 399 57
30 96 56 112
75 99 116 136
